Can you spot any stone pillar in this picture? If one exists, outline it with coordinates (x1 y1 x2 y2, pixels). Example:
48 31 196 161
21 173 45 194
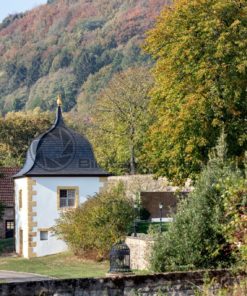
125 236 155 270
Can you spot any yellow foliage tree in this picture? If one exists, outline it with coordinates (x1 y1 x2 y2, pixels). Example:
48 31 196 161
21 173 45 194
144 0 247 182
87 67 153 175
0 109 53 166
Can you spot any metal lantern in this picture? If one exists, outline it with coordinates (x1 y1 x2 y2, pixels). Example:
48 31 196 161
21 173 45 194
109 242 131 274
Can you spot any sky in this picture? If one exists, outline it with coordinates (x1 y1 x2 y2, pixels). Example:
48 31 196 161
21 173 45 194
0 0 47 22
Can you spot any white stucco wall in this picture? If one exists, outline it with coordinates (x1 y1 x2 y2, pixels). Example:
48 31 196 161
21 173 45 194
15 177 29 258
15 176 104 258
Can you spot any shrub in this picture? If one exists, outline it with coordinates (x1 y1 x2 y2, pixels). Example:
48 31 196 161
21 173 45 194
53 182 134 260
139 207 151 220
150 134 242 272
197 277 247 296
147 223 170 237
0 238 14 254
220 169 247 268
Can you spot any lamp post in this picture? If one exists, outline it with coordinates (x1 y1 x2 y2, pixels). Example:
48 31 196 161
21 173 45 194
159 203 163 233
133 203 138 237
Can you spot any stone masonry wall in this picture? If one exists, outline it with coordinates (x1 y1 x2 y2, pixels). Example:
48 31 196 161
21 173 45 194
107 175 192 200
0 270 245 296
125 236 154 270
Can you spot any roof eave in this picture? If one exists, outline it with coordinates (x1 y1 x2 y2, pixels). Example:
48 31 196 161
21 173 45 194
13 173 112 179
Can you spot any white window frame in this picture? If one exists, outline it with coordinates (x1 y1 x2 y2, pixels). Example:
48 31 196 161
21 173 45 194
57 186 79 209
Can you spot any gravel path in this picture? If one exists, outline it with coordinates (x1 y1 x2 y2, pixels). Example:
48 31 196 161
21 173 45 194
0 270 53 283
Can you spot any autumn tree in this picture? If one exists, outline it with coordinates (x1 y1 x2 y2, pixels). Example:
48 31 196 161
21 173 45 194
0 107 87 167
87 67 153 175
0 109 53 166
144 0 247 182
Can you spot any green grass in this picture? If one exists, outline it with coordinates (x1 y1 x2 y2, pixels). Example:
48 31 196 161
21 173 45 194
0 252 109 279
0 238 15 253
136 221 170 234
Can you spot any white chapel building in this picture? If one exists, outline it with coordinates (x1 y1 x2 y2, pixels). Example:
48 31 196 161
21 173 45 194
14 98 109 258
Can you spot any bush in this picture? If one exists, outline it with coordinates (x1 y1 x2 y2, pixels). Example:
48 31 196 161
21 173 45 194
0 238 15 254
220 169 247 268
53 183 134 260
147 222 170 236
139 207 150 220
150 134 242 272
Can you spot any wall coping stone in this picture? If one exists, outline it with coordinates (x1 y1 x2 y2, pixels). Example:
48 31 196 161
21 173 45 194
126 235 155 241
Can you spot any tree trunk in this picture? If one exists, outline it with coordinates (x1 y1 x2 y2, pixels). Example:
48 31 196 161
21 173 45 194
129 125 136 175
130 144 136 175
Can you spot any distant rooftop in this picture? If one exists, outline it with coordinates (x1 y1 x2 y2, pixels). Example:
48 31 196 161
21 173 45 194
0 167 19 206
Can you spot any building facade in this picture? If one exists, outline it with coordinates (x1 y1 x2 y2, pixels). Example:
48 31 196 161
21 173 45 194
14 99 109 258
0 167 19 239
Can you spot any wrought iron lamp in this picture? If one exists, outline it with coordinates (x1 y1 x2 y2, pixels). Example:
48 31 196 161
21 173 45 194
159 202 163 233
109 242 132 274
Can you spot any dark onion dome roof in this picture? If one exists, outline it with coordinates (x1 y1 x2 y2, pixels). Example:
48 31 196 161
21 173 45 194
14 103 109 178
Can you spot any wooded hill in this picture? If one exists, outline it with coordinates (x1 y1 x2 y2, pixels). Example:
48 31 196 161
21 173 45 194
0 0 171 115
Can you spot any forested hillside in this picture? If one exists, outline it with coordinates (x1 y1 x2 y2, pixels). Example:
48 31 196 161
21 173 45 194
0 0 171 115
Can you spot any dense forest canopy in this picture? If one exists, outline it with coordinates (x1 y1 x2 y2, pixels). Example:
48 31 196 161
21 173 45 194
0 0 171 115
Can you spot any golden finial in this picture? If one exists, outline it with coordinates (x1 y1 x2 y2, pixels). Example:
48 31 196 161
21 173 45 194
57 94 62 106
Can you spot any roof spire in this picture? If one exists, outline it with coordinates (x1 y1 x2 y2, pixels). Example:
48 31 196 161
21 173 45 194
55 94 64 126
57 94 62 106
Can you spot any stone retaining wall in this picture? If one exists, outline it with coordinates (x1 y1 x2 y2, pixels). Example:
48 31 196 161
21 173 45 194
0 270 244 296
107 175 191 200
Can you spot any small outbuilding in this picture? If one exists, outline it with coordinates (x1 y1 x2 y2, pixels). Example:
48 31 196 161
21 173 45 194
14 98 109 258
0 167 19 239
